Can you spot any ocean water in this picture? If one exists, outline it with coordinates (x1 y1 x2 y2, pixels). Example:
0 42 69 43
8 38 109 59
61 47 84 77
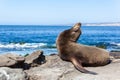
0 25 120 55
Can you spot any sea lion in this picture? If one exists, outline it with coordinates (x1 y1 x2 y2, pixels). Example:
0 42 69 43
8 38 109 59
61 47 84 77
56 22 111 74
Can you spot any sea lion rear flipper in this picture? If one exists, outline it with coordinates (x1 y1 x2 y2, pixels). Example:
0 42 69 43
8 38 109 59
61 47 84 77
71 58 97 75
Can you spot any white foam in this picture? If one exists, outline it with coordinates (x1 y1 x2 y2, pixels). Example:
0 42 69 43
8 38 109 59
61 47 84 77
0 43 47 49
117 43 120 46
110 42 120 46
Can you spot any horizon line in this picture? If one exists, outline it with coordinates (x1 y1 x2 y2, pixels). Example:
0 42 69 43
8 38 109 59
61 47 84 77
0 22 120 26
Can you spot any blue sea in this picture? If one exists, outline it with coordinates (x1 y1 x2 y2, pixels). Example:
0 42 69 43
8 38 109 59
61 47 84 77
0 25 120 55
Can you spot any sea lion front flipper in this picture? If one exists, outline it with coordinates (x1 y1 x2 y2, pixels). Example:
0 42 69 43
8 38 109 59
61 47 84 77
71 58 97 75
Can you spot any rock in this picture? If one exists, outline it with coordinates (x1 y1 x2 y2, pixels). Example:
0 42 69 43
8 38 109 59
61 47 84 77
4 53 25 63
1 51 120 80
0 50 46 69
25 55 75 80
0 55 16 67
25 50 46 67
110 52 120 59
0 53 25 68
0 67 28 80
4 53 25 68
25 54 120 80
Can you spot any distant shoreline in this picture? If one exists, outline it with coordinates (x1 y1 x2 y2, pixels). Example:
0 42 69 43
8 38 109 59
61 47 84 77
0 22 120 26
83 22 120 26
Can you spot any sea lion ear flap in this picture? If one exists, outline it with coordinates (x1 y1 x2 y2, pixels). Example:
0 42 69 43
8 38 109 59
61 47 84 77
72 22 81 32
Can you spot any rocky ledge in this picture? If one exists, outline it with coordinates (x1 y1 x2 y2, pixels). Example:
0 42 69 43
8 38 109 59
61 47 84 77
0 50 120 80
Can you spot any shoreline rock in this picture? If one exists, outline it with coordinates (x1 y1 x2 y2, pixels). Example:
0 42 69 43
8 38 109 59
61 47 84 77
0 53 25 68
25 50 46 68
0 67 28 80
110 52 120 59
25 54 120 80
0 51 120 80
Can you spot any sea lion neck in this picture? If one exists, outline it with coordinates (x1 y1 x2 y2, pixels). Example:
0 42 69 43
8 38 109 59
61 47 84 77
56 30 71 45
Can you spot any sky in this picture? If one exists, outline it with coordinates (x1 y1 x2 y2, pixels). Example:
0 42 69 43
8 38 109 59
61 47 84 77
0 0 120 25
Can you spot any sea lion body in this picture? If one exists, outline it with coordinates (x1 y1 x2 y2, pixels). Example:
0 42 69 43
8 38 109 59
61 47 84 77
56 23 110 74
59 43 110 66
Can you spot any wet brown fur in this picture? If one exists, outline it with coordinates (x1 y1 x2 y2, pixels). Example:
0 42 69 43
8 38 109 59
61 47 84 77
56 23 111 74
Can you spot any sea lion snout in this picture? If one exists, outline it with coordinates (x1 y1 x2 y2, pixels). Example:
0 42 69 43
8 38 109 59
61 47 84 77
72 22 81 32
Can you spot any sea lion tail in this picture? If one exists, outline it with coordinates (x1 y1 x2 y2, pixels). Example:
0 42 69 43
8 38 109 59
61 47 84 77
71 58 97 75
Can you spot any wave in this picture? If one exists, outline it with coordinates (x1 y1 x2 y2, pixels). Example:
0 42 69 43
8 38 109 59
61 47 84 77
0 43 49 49
110 42 120 46
2 42 120 49
0 42 120 53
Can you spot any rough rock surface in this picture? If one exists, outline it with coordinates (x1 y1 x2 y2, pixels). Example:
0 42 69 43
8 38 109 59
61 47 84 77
110 52 120 59
0 51 120 80
25 50 46 67
0 53 25 68
4 53 25 62
25 54 120 80
0 67 28 80
25 55 74 80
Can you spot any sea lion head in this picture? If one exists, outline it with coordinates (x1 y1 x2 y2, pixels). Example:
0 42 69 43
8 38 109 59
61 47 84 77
58 23 81 42
70 22 81 42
